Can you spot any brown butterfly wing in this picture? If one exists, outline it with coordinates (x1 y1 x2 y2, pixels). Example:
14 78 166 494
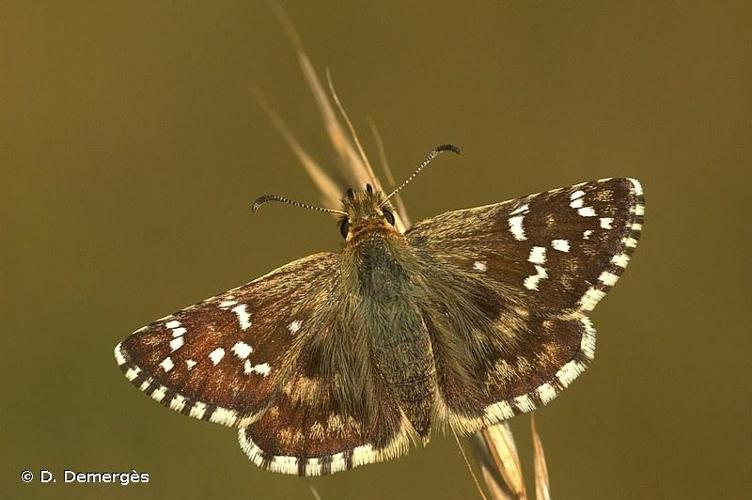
238 317 413 475
116 251 411 475
406 177 644 432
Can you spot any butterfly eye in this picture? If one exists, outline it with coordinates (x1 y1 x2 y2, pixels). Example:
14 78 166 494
382 209 395 226
339 218 350 238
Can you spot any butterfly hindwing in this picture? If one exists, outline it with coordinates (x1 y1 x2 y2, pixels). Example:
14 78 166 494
406 177 644 431
238 321 414 475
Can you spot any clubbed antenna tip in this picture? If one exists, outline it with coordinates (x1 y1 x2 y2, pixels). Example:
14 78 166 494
381 143 461 205
436 144 462 155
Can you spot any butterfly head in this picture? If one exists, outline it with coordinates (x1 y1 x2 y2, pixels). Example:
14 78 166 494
339 183 396 241
251 144 460 242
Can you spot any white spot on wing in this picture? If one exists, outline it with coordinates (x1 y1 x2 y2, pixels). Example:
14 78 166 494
114 343 126 366
611 253 630 268
598 271 619 286
578 206 596 217
287 319 302 335
473 260 488 272
570 197 585 209
209 347 225 365
510 203 529 215
580 316 597 359
305 459 323 476
556 360 585 386
629 178 643 196
524 265 548 290
159 357 174 373
209 407 238 426
219 299 238 309
330 452 347 473
169 336 184 352
537 383 558 404
508 215 526 241
623 236 638 248
583 230 593 240
125 367 140 381
186 359 197 370
169 394 187 412
150 385 167 403
570 189 586 200
528 246 547 265
600 217 613 229
483 401 515 421
165 320 181 329
352 444 376 467
244 360 271 377
253 362 271 376
232 304 252 330
551 239 570 252
513 394 536 412
189 402 207 419
579 287 606 311
231 341 253 360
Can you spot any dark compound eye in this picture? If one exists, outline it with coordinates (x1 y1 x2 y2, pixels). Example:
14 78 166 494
382 209 395 226
339 218 350 238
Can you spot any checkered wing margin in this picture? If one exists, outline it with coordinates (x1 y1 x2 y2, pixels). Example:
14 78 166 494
115 251 411 476
406 177 644 432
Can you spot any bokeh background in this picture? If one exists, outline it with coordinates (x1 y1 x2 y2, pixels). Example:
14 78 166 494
2 1 750 498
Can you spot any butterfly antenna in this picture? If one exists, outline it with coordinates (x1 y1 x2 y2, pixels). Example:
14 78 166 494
381 144 461 206
252 194 347 216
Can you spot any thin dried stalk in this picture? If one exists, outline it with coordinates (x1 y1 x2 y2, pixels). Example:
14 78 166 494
475 424 528 500
308 484 323 500
367 117 411 228
531 416 551 500
251 88 342 211
480 466 516 500
452 427 489 500
270 4 377 193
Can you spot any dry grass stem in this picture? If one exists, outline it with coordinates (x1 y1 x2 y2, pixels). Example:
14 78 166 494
251 87 342 210
480 466 517 500
367 117 411 228
531 416 551 500
325 69 380 188
271 4 372 192
308 484 323 500
477 424 528 500
452 427 489 500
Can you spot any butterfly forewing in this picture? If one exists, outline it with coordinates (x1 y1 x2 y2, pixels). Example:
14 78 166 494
407 177 644 431
115 252 340 427
407 178 643 313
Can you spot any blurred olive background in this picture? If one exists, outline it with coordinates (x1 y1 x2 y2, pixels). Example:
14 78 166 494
2 1 751 499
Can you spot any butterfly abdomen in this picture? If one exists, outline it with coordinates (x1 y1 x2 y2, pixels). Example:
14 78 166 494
349 235 437 438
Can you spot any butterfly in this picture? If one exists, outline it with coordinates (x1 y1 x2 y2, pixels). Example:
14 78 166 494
114 144 644 476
